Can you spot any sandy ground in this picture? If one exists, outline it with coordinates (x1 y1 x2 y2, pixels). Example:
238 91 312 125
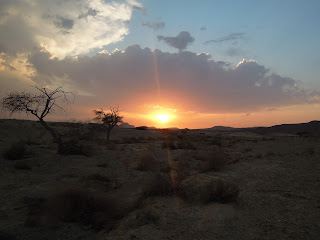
0 119 319 240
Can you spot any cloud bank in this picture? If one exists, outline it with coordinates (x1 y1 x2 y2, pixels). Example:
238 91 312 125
158 31 195 51
25 45 319 113
0 0 140 58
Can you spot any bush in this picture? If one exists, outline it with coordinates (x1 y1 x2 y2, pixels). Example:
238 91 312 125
3 140 26 160
180 175 240 203
201 147 227 172
135 154 157 171
176 140 196 150
84 173 110 182
14 161 32 170
40 188 132 229
60 140 95 157
161 140 177 150
143 173 174 197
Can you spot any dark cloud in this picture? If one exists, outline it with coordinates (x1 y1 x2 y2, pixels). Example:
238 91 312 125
157 31 195 51
142 21 165 30
54 17 74 30
78 8 99 19
27 45 319 113
204 32 246 44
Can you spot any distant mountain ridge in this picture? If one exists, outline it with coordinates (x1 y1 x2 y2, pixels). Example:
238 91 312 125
206 121 320 135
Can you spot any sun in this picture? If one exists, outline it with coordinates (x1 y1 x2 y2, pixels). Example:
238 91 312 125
155 113 171 123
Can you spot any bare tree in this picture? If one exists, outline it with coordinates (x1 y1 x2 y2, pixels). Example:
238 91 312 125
1 86 73 154
93 107 123 141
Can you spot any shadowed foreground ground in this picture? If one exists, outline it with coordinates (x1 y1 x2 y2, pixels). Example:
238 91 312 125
0 119 319 239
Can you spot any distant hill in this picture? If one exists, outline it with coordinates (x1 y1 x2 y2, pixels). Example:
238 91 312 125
118 122 135 128
206 126 237 131
206 121 320 135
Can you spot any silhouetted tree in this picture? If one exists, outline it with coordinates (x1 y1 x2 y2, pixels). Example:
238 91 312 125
1 86 73 154
93 107 123 141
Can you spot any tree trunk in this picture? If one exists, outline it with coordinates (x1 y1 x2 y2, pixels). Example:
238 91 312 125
38 119 63 154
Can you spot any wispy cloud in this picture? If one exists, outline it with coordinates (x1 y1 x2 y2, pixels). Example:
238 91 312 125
204 32 246 44
142 21 165 30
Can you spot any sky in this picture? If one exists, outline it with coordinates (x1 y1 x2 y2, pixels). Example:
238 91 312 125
0 0 320 128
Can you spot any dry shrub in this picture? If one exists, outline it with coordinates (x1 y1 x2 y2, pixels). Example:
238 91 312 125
146 136 155 142
172 154 192 189
3 140 26 160
14 161 32 170
124 209 159 228
95 137 109 146
143 173 174 197
106 142 117 150
213 179 240 202
176 140 196 150
31 188 136 229
122 136 139 144
201 147 227 172
60 140 96 157
207 138 222 146
0 231 16 240
135 154 157 171
180 175 240 203
304 147 315 155
161 140 177 150
243 147 252 153
97 163 108 168
84 173 110 182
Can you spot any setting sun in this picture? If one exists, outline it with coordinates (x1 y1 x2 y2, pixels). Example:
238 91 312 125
155 113 171 123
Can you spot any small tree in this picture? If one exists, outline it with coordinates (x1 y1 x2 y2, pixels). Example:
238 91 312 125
1 86 73 154
93 107 123 141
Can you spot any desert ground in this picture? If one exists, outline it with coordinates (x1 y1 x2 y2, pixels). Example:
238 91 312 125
0 119 319 240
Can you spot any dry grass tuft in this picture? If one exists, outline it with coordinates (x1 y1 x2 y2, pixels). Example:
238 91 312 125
135 154 157 171
3 140 26 160
84 173 110 182
199 147 228 172
180 175 240 203
13 161 32 170
176 140 196 150
161 140 177 150
26 188 139 230
143 173 174 197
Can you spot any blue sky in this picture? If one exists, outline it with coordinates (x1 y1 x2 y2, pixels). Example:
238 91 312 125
102 0 320 89
0 0 319 127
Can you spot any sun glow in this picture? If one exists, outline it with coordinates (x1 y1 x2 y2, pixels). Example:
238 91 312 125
155 113 171 123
